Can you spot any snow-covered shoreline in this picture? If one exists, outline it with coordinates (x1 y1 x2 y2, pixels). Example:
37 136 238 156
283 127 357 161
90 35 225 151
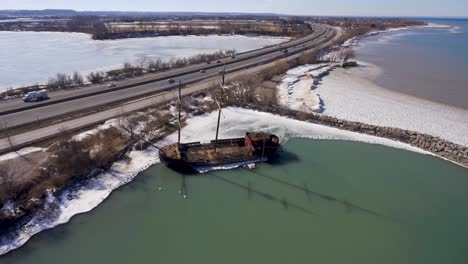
315 61 468 146
277 63 338 113
275 24 432 116
0 107 442 256
276 23 468 147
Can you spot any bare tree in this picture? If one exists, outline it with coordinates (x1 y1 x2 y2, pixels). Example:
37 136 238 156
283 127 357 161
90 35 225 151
52 128 92 178
123 62 133 69
56 73 71 89
72 71 84 86
87 71 106 84
147 58 163 72
0 163 14 202
118 115 140 140
136 55 149 69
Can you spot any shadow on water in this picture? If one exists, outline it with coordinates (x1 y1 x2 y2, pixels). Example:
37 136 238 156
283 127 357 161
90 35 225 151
157 150 400 223
249 169 400 223
266 150 300 166
211 173 318 217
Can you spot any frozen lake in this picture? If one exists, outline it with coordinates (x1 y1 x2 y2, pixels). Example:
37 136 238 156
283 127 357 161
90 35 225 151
0 31 288 91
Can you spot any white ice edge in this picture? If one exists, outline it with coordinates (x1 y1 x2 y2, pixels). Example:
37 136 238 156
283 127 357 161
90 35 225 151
277 63 339 113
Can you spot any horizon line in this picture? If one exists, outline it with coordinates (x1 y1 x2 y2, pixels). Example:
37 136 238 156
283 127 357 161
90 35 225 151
0 9 467 19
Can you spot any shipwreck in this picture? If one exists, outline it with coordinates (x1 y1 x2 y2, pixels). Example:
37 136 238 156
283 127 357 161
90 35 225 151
159 80 281 173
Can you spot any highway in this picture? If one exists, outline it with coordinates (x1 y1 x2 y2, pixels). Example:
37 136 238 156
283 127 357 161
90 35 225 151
0 24 341 153
0 24 331 116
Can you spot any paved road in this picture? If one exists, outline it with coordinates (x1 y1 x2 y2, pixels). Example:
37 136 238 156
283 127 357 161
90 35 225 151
0 24 341 153
0 24 329 115
0 24 335 129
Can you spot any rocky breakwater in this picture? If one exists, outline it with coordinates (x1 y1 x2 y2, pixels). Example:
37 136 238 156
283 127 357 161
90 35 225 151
229 101 468 167
312 115 468 167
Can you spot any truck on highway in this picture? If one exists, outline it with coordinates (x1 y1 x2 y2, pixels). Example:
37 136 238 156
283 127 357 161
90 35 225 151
23 90 49 102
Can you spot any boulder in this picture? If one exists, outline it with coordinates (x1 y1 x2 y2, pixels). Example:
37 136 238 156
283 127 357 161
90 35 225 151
342 61 359 68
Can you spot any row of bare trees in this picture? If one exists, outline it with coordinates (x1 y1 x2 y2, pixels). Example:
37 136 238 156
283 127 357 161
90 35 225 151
84 49 237 84
1 49 238 99
47 72 85 90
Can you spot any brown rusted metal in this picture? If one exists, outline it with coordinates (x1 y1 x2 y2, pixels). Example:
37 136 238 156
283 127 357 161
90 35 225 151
159 132 281 173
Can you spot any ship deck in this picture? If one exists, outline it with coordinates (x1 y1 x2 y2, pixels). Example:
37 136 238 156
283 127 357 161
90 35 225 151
185 145 252 163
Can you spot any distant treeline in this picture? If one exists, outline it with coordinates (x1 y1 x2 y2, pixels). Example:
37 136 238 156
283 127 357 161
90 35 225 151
0 16 312 40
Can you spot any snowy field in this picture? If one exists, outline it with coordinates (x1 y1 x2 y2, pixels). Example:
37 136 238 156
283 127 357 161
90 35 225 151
0 32 288 90
0 107 433 255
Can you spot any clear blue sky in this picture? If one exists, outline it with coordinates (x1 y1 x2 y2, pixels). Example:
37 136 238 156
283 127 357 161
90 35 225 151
1 0 467 17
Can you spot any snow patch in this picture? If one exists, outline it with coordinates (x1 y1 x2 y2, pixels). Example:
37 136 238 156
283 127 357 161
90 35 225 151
277 63 338 113
164 107 430 155
73 119 119 141
0 147 44 162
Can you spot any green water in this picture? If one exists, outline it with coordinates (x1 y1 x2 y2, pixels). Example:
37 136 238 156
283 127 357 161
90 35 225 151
2 139 468 264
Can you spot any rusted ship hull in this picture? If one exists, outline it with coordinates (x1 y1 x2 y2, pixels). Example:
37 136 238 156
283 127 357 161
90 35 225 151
159 133 281 173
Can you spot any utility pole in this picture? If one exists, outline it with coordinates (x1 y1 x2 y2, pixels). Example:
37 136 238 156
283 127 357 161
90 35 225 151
221 63 226 88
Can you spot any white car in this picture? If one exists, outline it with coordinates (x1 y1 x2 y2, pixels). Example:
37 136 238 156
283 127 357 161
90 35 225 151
107 83 116 88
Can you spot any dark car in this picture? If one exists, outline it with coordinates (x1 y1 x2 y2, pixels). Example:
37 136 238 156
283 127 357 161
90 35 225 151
168 79 176 83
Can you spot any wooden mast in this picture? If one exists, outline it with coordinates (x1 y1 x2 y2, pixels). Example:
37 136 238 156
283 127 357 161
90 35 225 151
214 97 222 153
214 64 226 153
177 81 182 150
